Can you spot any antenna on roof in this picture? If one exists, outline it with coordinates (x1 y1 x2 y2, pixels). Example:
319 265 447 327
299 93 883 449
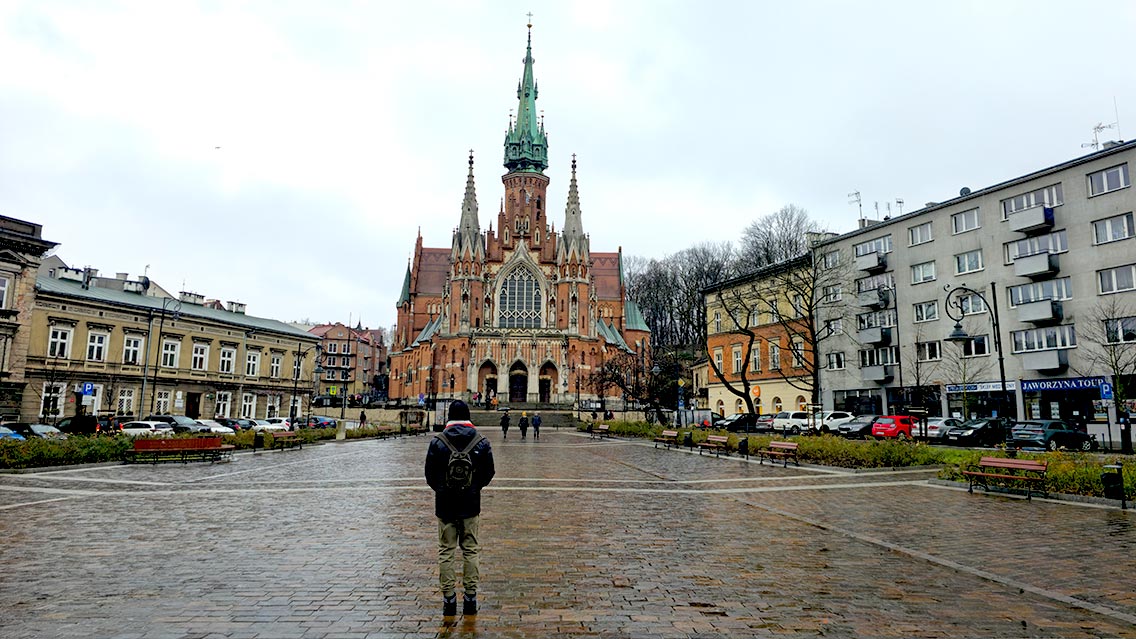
847 190 862 219
1082 121 1117 151
895 198 905 215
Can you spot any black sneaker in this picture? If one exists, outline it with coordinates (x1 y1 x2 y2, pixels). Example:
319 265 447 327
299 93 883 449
462 595 477 615
443 595 457 616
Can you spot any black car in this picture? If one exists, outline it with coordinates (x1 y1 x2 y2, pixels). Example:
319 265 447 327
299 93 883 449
215 417 256 432
718 413 763 433
837 415 879 439
7 422 69 440
943 417 1014 447
56 414 99 435
1009 420 1098 451
143 414 203 434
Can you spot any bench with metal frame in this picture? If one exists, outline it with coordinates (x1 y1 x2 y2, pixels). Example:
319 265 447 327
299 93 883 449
962 456 1048 500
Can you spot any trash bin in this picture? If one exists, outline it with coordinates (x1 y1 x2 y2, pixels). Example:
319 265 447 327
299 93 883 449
1102 464 1124 503
737 437 749 459
683 432 694 449
253 431 264 451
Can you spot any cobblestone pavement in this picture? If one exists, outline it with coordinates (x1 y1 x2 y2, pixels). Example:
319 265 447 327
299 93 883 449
1 428 1133 638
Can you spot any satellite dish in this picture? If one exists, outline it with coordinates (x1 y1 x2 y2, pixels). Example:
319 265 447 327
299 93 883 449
960 187 972 196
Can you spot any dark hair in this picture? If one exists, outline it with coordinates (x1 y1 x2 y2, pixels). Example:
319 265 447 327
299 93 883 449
448 400 471 422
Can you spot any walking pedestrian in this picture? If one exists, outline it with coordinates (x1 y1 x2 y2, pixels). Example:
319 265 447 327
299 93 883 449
531 412 541 440
425 400 495 617
360 410 367 428
518 412 529 440
499 410 510 440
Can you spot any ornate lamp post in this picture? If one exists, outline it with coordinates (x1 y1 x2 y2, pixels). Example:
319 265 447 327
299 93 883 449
944 282 1011 421
290 343 322 427
144 297 182 414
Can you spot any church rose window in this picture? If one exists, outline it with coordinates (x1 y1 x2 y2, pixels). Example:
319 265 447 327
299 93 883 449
498 266 542 328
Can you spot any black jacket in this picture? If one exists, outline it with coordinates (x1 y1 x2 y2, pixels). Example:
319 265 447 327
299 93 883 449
425 421 495 521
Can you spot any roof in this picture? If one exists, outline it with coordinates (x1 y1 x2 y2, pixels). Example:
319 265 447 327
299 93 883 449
701 253 812 296
623 299 650 332
36 275 314 339
414 249 451 296
591 252 622 300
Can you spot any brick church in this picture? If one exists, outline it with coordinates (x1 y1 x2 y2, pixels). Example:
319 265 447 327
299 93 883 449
389 24 650 407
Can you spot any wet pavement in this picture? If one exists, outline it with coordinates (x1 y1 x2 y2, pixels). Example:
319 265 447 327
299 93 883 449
1 427 1133 638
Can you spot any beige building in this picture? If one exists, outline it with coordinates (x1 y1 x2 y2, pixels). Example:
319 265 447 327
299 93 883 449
26 263 321 422
0 216 58 419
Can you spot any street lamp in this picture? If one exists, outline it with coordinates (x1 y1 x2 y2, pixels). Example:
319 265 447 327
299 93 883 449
145 297 182 414
290 343 322 427
944 282 1010 421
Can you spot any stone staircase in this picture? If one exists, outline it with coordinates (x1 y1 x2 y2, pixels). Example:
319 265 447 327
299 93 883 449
468 409 580 431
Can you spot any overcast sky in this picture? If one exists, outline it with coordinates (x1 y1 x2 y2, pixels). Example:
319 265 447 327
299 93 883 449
2 1 1133 335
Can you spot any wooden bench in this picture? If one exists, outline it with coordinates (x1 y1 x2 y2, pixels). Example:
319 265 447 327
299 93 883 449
591 424 611 440
698 434 730 457
757 441 800 467
962 456 1048 500
124 436 235 465
271 431 303 450
653 429 679 449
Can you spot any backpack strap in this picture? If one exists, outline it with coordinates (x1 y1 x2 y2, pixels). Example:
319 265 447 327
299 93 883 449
436 431 483 455
459 433 484 455
435 432 459 453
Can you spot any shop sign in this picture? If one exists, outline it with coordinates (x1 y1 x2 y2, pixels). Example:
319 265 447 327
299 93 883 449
945 381 1017 393
1020 376 1105 392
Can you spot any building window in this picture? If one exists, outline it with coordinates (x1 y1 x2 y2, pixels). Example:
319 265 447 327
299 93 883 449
266 395 280 419
911 261 936 284
960 335 990 358
117 388 135 415
41 383 64 419
955 249 983 275
215 391 232 418
826 352 845 370
750 347 761 372
713 311 721 333
1093 212 1135 245
498 265 542 329
859 346 898 367
1088 164 1130 196
327 342 338 354
821 251 840 269
732 347 742 374
713 349 722 374
86 332 108 362
792 294 804 318
791 340 805 368
220 348 235 374
853 235 892 257
1011 325 1077 353
245 351 260 377
748 307 759 326
343 342 351 355
123 336 142 365
856 272 895 293
958 293 987 315
241 393 256 419
951 208 980 234
161 340 179 368
1004 230 1067 263
155 390 171 414
772 397 783 412
857 309 897 330
1099 264 1136 294
293 354 303 380
1001 183 1063 220
0 276 9 308
270 354 282 379
769 342 781 370
822 285 842 303
908 222 933 246
1007 277 1072 307
49 327 72 358
913 301 938 323
916 341 942 362
1105 317 1136 344
824 318 844 336
191 344 208 371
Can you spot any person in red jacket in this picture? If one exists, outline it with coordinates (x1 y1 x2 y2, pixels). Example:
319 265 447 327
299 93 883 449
425 400 495 617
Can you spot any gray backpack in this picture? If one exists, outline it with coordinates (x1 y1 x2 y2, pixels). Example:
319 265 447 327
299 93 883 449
436 431 483 490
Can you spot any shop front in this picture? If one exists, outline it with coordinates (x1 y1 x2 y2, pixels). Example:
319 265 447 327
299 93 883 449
945 380 1017 420
1021 376 1105 427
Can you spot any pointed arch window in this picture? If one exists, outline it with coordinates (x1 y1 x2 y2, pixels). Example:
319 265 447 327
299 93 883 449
498 266 542 329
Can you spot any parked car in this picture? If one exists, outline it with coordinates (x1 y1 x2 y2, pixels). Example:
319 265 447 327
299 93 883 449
252 419 287 432
307 415 338 428
819 411 855 433
57 414 119 436
266 417 292 430
923 417 963 441
215 417 255 431
871 415 918 440
754 414 775 431
0 425 26 440
944 418 1014 447
1009 420 1098 451
96 416 129 435
121 421 175 437
143 414 203 434
771 411 811 435
195 419 236 434
7 423 68 440
838 415 880 439
718 413 762 433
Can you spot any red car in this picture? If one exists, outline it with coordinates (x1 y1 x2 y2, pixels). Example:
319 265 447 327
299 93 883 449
871 415 917 440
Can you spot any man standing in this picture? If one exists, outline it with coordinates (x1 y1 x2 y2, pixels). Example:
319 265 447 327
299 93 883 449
499 409 510 440
531 412 541 440
425 400 495 616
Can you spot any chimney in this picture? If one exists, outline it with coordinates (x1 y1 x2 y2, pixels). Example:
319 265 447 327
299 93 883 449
227 301 246 314
116 272 129 280
179 291 205 305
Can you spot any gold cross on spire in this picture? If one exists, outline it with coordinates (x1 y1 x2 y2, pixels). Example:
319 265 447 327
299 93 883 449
526 11 533 27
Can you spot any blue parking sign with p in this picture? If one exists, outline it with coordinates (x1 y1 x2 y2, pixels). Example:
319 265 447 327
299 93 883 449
81 382 94 396
1101 382 1114 400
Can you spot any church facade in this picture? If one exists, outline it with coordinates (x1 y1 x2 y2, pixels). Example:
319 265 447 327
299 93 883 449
389 26 650 406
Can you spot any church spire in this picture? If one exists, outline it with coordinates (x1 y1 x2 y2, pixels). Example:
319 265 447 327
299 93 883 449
558 153 589 264
503 18 548 173
453 150 484 260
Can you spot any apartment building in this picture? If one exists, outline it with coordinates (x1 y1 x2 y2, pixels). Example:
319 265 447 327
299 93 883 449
816 140 1136 428
310 322 388 403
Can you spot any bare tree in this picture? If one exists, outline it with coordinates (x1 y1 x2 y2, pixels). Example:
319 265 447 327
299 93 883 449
27 357 77 423
939 318 994 420
1072 298 1136 452
626 242 734 350
735 205 819 273
591 351 682 422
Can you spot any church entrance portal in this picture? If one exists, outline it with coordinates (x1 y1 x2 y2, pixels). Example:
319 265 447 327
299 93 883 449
509 362 528 403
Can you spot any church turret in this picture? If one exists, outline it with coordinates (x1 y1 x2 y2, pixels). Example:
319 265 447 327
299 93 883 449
503 21 548 174
452 151 484 261
557 154 590 265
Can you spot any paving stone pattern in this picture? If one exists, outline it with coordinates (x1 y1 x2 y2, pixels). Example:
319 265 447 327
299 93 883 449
1 428 1133 638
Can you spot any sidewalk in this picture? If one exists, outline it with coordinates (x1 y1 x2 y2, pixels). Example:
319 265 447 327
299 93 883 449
0 428 1133 638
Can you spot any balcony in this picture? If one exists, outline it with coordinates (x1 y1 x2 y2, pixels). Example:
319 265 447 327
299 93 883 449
1014 252 1060 280
857 287 890 309
861 365 894 383
1021 349 1069 373
855 251 887 273
857 326 892 345
1008 206 1055 234
1016 300 1063 325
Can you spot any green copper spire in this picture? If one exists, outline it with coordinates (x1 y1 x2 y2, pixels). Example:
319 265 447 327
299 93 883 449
503 21 548 173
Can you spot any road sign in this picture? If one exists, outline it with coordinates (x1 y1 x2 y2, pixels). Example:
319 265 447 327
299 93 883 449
678 398 685 409
677 379 685 387
1101 382 1114 400
81 382 94 396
